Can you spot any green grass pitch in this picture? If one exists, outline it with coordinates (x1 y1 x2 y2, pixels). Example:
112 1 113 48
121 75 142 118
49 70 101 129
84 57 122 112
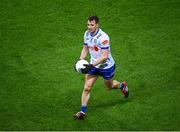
0 0 179 130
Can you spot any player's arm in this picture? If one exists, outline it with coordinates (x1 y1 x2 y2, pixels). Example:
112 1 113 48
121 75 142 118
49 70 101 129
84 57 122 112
81 50 108 73
92 38 109 66
92 50 108 66
80 45 89 60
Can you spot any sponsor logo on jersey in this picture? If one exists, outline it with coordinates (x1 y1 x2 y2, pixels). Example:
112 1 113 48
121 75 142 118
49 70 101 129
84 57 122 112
102 40 109 45
94 45 99 51
88 45 99 51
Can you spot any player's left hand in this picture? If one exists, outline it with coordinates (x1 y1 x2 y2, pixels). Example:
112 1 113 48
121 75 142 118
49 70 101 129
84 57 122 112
81 64 93 73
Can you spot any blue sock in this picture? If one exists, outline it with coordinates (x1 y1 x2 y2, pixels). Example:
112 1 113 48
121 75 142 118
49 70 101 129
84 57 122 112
81 105 86 113
119 83 124 90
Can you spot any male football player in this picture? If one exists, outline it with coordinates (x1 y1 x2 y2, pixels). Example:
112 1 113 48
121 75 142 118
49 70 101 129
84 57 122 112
74 16 129 119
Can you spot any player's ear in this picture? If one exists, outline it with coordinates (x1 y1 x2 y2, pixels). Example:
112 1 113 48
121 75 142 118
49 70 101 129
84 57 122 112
96 23 99 28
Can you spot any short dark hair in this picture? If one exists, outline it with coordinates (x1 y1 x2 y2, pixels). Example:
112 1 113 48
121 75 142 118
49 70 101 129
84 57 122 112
88 16 99 24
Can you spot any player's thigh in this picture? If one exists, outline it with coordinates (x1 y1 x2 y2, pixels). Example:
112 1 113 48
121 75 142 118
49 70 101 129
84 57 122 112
84 74 98 88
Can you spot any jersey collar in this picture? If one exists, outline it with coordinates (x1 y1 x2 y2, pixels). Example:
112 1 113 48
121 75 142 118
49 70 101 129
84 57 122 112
90 28 99 37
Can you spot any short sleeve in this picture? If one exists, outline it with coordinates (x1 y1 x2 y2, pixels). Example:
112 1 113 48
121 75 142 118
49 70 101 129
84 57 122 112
100 34 110 49
84 31 89 46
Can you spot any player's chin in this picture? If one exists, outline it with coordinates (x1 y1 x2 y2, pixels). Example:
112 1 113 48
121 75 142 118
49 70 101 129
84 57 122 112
88 29 93 33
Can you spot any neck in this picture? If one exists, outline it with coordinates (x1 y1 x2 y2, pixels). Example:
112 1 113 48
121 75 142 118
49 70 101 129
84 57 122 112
90 28 99 36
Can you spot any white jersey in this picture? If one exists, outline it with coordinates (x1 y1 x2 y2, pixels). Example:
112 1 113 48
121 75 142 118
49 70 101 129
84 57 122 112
84 28 115 69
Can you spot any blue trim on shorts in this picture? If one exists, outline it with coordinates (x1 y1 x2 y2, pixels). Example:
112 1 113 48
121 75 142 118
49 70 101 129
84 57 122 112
86 64 115 80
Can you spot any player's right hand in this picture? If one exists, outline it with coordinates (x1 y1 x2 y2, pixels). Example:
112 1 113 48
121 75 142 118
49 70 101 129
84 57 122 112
81 64 93 73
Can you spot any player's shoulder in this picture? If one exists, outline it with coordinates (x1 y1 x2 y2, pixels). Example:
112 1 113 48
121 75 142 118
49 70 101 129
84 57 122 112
99 28 109 40
84 30 90 37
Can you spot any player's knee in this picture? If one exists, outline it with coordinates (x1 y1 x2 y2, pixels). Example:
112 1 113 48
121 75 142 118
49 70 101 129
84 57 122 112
104 81 113 89
105 83 112 88
83 84 91 93
83 87 91 94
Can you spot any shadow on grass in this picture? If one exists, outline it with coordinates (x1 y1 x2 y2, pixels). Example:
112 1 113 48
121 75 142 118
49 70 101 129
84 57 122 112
89 94 134 111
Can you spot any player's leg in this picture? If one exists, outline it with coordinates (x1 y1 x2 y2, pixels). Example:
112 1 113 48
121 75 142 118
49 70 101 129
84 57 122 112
82 74 98 107
100 64 129 98
100 65 119 89
104 79 129 98
104 79 125 89
104 79 123 89
74 74 98 119
104 79 120 89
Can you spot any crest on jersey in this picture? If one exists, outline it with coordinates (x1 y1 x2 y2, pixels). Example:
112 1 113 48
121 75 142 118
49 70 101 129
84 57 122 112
96 33 102 39
94 39 97 44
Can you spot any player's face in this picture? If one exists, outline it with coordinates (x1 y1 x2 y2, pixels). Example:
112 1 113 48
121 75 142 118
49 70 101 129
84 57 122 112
87 20 98 34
